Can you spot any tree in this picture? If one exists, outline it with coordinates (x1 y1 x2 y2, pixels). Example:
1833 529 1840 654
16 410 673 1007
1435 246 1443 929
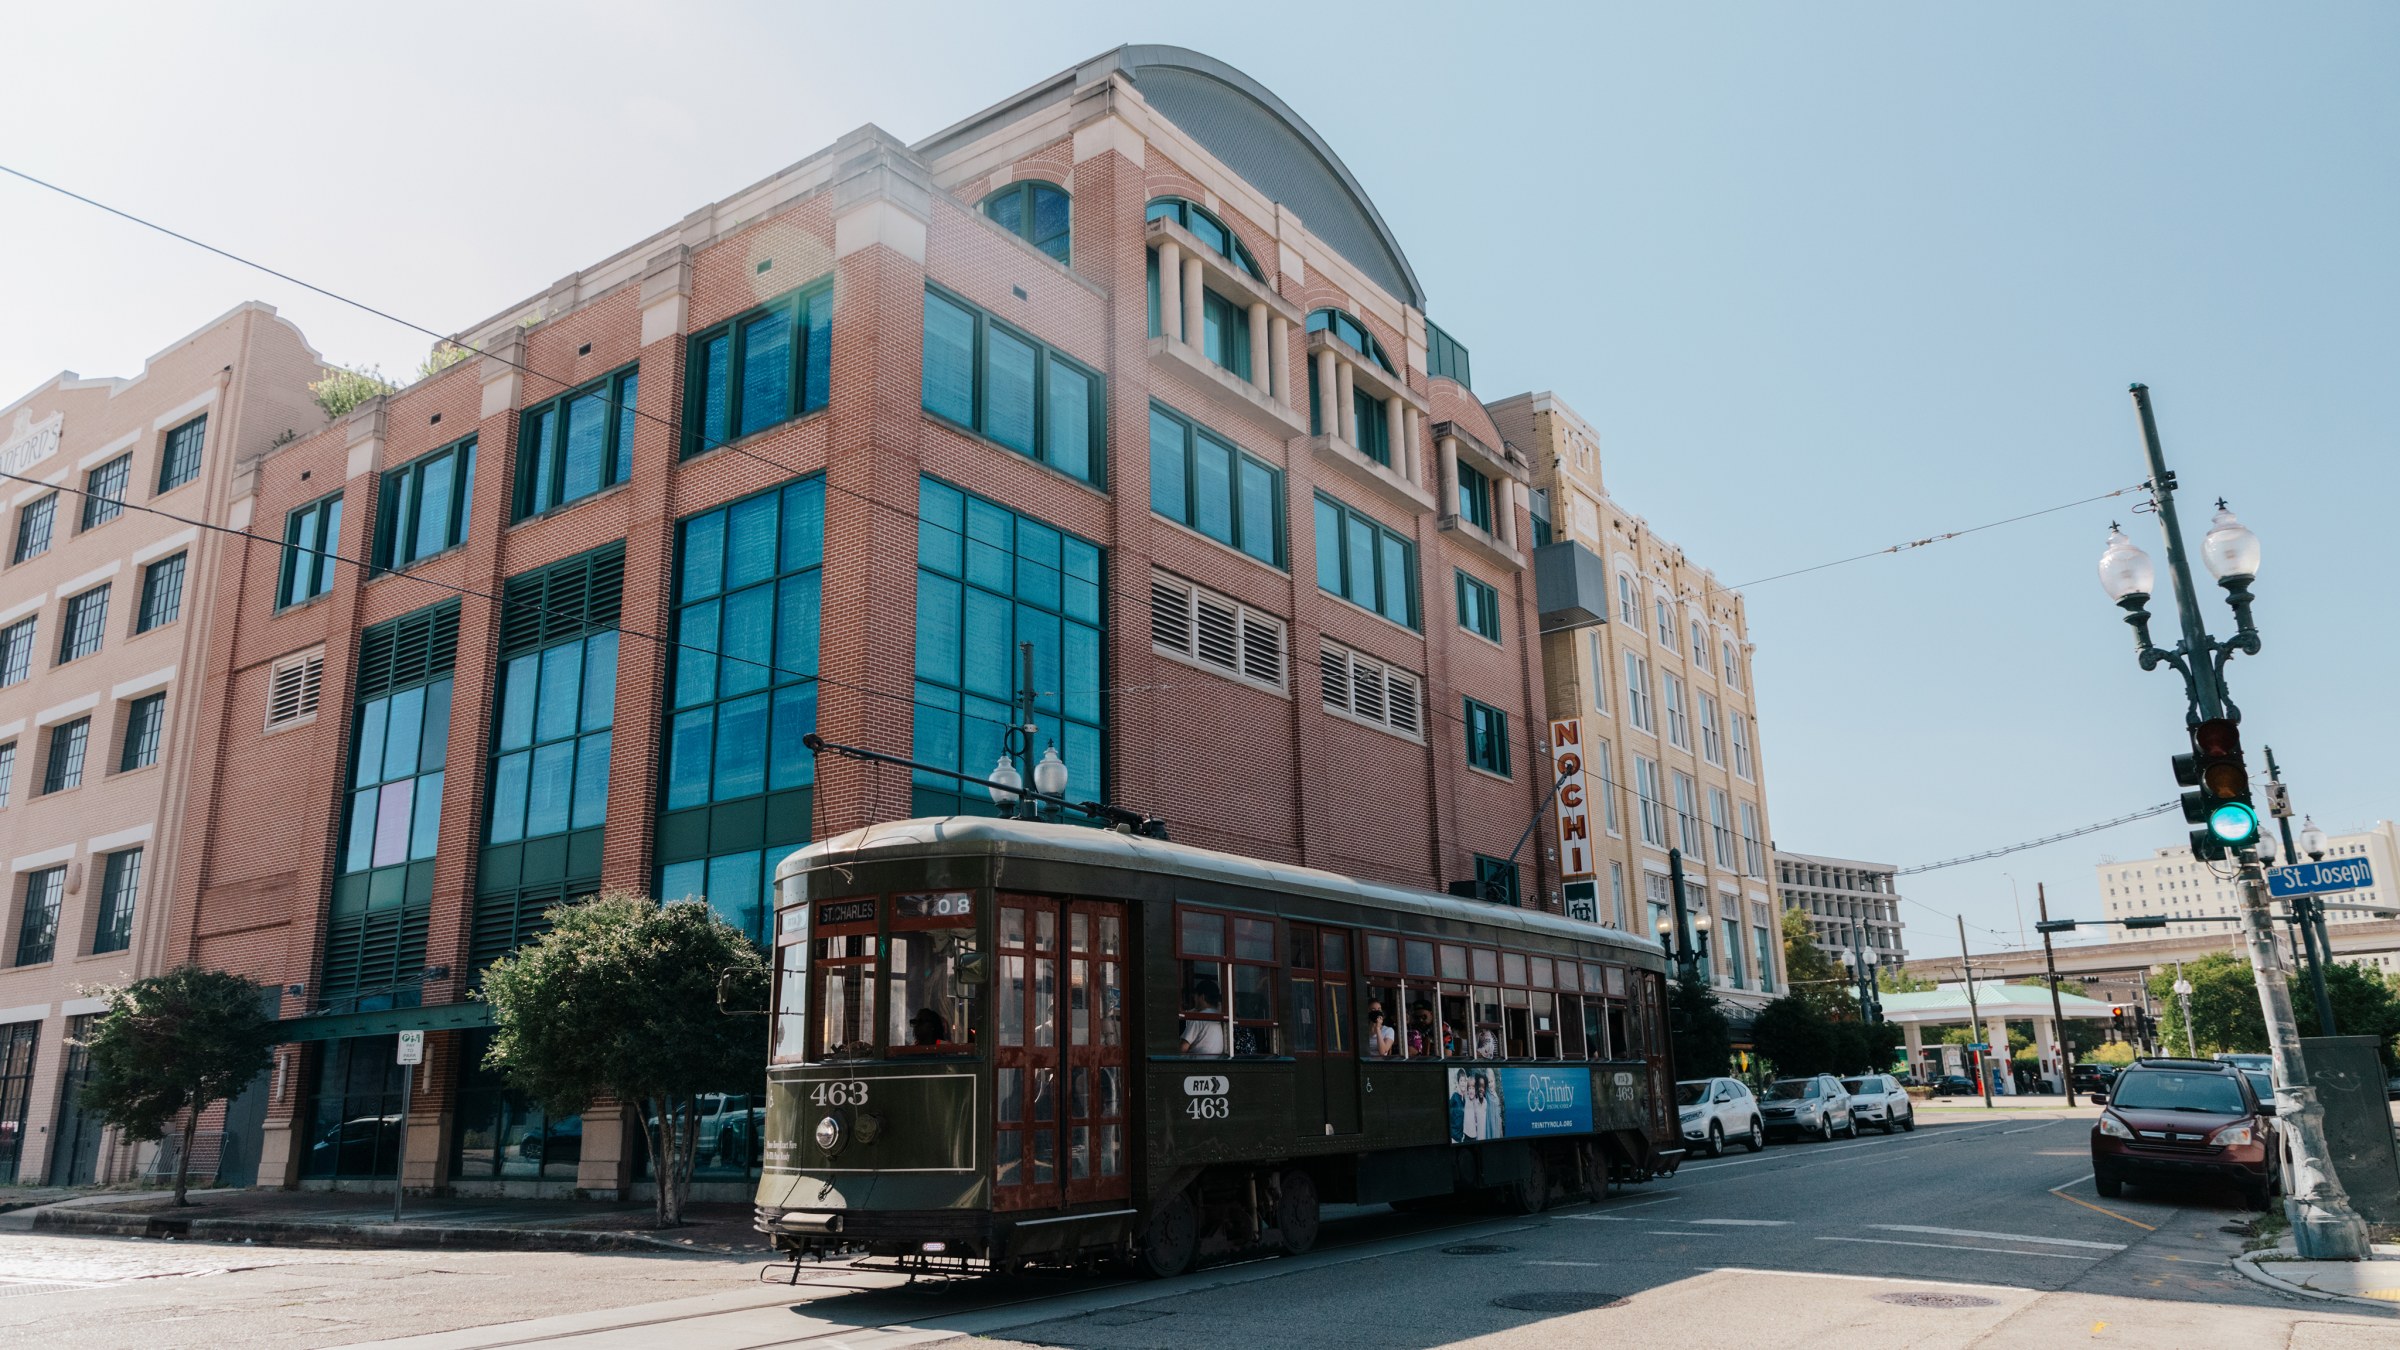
1780 909 1854 1020
478 892 767 1227
2089 1041 2137 1067
80 967 278 1205
309 365 395 419
2148 952 2263 1055
2295 961 2400 1068
1667 971 1732 1080
1878 966 1939 994
1751 995 1837 1077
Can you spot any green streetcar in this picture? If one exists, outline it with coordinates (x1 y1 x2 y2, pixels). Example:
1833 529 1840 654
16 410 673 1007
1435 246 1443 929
757 817 1683 1277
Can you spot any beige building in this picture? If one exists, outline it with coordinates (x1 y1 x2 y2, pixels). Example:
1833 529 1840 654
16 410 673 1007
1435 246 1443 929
0 303 325 1186
1776 849 1908 969
1491 391 1788 1021
2095 820 2399 946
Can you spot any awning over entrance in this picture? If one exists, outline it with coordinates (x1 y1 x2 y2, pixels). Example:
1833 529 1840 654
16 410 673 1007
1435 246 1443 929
275 1001 494 1044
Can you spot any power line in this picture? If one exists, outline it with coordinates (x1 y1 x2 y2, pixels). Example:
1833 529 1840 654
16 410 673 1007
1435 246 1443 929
1896 801 2181 875
1725 484 2148 591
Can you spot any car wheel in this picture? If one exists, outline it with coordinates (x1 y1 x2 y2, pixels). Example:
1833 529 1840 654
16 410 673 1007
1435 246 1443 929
1817 1116 1835 1143
2094 1170 2124 1199
1843 1114 1860 1140
1706 1122 1725 1158
1900 1108 1916 1133
1745 1118 1765 1153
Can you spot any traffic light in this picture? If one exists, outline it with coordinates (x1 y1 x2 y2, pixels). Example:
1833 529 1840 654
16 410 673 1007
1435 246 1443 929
2174 718 2259 860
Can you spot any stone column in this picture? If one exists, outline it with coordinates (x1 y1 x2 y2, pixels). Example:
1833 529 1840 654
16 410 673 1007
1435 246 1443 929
1903 1020 1925 1070
1986 1016 2014 1093
1270 315 1291 406
1382 394 1403 469
1335 359 1357 445
2035 1014 2059 1092
1182 255 1205 350
1156 240 1182 343
1247 302 1269 394
1402 407 1421 485
1312 348 1337 436
1498 480 1520 550
1437 436 1459 515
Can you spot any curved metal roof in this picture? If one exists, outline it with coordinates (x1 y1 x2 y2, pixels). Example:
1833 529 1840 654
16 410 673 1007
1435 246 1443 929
779 817 1660 959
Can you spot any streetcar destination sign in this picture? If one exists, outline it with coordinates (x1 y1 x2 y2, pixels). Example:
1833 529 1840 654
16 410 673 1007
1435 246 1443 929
2267 858 2374 898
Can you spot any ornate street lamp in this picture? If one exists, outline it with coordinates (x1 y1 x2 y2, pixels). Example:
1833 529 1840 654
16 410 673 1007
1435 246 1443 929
986 755 1023 815
2299 816 2328 861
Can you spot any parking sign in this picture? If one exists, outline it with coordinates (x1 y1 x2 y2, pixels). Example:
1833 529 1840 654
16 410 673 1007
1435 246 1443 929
396 1030 424 1065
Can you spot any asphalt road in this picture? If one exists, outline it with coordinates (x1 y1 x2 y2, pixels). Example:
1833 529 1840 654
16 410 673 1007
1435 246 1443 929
4 1108 2391 1349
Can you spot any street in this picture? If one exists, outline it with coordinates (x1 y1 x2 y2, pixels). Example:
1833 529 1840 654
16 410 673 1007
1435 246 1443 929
4 1110 2390 1350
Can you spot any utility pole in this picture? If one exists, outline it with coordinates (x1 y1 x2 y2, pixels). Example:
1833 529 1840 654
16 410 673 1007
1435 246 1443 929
1958 915 1992 1109
2265 746 2337 1035
2036 885 2076 1106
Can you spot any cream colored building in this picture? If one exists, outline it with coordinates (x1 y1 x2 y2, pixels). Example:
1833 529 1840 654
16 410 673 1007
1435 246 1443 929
2095 820 2400 952
0 303 325 1186
1489 391 1787 1019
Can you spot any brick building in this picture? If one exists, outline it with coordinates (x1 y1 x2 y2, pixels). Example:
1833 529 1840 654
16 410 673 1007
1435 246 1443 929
1501 391 1790 1026
0 303 326 1185
175 46 1568 1197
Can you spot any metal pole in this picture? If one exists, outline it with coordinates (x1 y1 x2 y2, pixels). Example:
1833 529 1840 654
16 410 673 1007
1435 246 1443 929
2037 885 2076 1106
1015 642 1038 820
2235 851 2371 1258
392 1060 413 1225
1958 915 1992 1109
2174 960 2196 1058
2128 385 2224 721
2266 746 2338 1034
1667 847 1693 982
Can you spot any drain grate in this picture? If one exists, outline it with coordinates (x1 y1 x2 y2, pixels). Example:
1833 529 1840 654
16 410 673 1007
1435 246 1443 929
1875 1292 1997 1309
1492 1292 1627 1312
1443 1243 1518 1255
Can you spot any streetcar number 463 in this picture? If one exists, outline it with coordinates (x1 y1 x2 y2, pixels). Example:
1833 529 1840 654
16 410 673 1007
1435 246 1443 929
810 1081 870 1107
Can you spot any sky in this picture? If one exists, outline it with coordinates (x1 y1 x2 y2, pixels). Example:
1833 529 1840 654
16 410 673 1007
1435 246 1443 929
3 3 2393 960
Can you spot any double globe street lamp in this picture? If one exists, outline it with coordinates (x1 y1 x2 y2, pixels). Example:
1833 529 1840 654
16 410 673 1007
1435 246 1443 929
2093 384 2368 1260
1655 900 1712 985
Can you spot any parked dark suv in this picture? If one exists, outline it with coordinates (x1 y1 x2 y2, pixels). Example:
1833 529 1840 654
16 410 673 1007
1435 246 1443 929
2069 1062 2117 1095
2091 1057 2279 1208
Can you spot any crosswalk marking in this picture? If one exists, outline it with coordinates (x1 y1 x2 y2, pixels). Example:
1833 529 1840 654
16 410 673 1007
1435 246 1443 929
1871 1223 2125 1252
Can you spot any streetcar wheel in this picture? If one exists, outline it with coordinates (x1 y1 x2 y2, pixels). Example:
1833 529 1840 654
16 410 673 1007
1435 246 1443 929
1744 1118 1765 1153
1501 1150 1550 1215
1706 1123 1725 1158
1134 1190 1199 1279
1276 1170 1321 1255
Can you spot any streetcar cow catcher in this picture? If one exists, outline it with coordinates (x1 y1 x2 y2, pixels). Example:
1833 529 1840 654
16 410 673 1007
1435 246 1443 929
757 818 1684 1277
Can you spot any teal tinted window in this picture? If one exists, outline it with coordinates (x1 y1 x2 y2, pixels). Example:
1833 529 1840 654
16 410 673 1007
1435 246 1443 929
157 414 207 493
1458 460 1494 533
1464 698 1511 777
516 366 637 516
1145 197 1264 279
981 181 1071 264
920 286 1105 487
486 630 614 845
1305 308 1395 372
1426 320 1473 390
1147 402 1284 567
684 279 832 458
913 477 1104 818
328 603 457 1001
374 437 475 571
1457 570 1500 642
279 492 343 609
1313 492 1417 629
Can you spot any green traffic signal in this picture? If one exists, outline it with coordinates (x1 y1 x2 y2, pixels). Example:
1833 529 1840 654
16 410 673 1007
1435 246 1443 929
2208 801 2260 846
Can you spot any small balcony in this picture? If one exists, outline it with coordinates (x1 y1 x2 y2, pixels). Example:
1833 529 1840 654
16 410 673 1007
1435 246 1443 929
1432 420 1527 570
1299 330 1433 514
1146 217 1306 437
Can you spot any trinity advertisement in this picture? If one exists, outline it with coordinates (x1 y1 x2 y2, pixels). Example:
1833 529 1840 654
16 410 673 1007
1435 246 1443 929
1447 1067 1595 1143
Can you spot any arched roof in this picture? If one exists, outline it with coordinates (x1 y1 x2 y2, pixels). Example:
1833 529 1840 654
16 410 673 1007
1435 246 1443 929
1115 46 1423 308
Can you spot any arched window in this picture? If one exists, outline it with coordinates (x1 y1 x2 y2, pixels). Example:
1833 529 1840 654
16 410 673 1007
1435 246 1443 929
1305 308 1394 373
981 181 1070 264
1145 197 1264 280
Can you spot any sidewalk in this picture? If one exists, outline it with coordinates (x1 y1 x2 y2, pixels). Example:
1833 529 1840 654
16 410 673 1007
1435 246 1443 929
0 1185 765 1255
2236 1236 2400 1307
1916 1093 2087 1112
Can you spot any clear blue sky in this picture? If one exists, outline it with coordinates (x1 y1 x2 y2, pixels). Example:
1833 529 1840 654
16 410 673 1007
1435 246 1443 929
5 4 2392 958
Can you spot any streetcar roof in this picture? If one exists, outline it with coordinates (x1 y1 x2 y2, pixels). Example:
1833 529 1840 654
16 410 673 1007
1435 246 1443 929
777 816 1665 958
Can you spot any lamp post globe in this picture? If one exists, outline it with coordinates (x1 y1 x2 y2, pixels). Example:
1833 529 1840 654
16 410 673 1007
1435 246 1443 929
1691 909 1713 934
2172 978 2193 997
1655 913 1674 937
1033 743 1069 798
2201 502 2262 582
986 756 1023 812
2257 831 2281 864
2299 816 2328 861
2097 526 2156 602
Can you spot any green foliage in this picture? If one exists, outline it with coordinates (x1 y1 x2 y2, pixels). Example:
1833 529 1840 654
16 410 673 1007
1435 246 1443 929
478 891 767 1227
2148 952 2264 1055
416 343 474 381
2295 961 2400 1068
2089 1041 2138 1067
1878 966 1939 994
1752 995 1837 1077
310 365 396 419
1668 972 1733 1080
80 966 277 1205
1780 908 1855 1020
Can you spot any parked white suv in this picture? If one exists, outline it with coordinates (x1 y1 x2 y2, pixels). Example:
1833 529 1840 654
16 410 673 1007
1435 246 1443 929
1761 1074 1856 1142
1676 1077 1765 1156
1841 1074 1916 1134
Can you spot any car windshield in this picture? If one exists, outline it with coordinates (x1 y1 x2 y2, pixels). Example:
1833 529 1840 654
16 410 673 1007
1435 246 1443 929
2110 1070 2246 1114
1764 1080 1815 1100
1676 1082 1711 1106
2244 1070 2272 1099
1841 1078 1871 1095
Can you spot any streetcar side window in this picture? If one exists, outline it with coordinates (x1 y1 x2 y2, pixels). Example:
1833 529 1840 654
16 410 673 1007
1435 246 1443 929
1176 907 1280 1057
1363 934 1399 1059
773 939 808 1061
1320 932 1351 1055
1230 917 1279 1055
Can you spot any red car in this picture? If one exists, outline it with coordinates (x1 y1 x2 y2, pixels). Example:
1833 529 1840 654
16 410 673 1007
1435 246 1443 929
2091 1057 2279 1208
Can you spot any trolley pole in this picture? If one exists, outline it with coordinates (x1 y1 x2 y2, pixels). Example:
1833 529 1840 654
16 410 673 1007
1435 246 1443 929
2036 884 2075 1106
1958 915 1992 1109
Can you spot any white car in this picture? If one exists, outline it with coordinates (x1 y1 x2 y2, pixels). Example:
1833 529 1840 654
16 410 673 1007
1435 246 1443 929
1841 1073 1916 1134
1761 1074 1856 1142
1676 1077 1765 1156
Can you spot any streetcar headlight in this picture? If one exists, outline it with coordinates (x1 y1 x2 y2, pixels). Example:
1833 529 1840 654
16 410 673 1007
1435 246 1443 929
815 1114 845 1154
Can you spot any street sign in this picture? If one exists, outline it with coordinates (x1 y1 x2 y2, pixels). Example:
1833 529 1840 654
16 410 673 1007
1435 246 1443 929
396 1030 424 1065
2267 858 2375 899
1549 719 1595 882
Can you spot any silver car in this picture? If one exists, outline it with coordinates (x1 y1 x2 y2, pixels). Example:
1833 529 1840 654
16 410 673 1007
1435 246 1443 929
1841 1074 1916 1134
1760 1074 1856 1142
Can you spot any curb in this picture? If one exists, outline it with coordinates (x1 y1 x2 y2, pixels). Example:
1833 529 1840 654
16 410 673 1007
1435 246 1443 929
2232 1246 2400 1311
28 1205 749 1255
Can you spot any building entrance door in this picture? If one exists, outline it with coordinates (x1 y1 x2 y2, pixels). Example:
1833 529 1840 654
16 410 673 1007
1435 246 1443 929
47 1015 100 1186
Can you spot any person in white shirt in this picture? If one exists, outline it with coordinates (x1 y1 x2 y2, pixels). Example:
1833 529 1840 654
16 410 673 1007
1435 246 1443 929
1179 974 1228 1055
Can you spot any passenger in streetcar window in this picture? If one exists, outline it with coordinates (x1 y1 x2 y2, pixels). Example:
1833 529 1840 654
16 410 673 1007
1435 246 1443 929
1364 1001 1397 1057
1180 974 1229 1055
910 1008 950 1047
1408 1002 1438 1058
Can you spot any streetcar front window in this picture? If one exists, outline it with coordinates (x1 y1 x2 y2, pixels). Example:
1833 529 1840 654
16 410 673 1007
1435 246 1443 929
885 928 980 1054
815 933 877 1061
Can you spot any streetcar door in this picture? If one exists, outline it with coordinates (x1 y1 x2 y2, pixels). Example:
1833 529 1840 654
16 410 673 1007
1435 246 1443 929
1288 924 1362 1138
993 895 1130 1213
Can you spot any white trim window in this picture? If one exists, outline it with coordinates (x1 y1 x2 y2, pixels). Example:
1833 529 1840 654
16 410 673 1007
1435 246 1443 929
1731 712 1754 780
1633 754 1667 848
1616 564 1638 623
1624 651 1654 734
1654 596 1675 650
1723 638 1743 690
1319 640 1422 740
1673 771 1700 853
1595 737 1621 836
1708 787 1737 869
1698 692 1723 765
1150 569 1285 694
1739 801 1766 877
1609 860 1628 929
1662 673 1689 750
1692 619 1707 664
265 648 325 730
1587 631 1609 715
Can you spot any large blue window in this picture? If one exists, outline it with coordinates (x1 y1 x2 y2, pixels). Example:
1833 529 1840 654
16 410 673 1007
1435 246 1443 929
921 288 1103 487
982 182 1071 264
515 367 637 518
327 602 458 1003
659 479 823 945
1147 402 1284 566
685 279 832 460
912 477 1103 817
1313 492 1418 629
